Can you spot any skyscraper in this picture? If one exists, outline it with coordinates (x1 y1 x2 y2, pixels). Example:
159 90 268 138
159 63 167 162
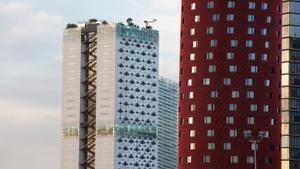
61 20 159 169
178 1 281 169
282 1 300 169
158 77 178 169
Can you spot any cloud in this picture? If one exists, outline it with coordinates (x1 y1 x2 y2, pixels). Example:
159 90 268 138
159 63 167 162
0 2 63 169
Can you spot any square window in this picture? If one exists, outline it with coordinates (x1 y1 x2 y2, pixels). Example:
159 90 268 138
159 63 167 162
229 129 238 137
226 116 234 124
245 78 253 86
187 156 192 163
231 91 239 98
187 79 193 86
209 65 216 72
207 1 214 9
212 14 220 21
247 156 254 164
204 116 212 124
190 28 195 35
247 91 255 98
246 40 253 47
208 143 215 150
265 41 270 48
265 80 271 87
264 105 270 112
207 103 215 111
261 28 268 36
248 15 255 22
191 66 197 73
227 27 235 34
207 52 214 60
247 117 255 125
250 104 258 112
227 52 234 60
251 66 258 73
224 78 231 85
262 3 268 10
248 53 256 60
192 41 198 48
230 40 238 47
207 129 215 137
229 65 237 73
189 92 194 99
227 1 235 8
262 53 268 61
207 26 214 34
190 143 196 150
266 16 272 23
248 27 255 35
224 143 231 150
210 39 217 47
248 2 256 9
188 117 193 124
229 104 237 111
211 90 218 98
203 155 210 163
226 14 235 21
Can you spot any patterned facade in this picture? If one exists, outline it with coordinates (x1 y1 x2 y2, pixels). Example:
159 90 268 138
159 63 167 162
158 78 178 169
61 20 159 169
178 1 281 169
282 1 300 169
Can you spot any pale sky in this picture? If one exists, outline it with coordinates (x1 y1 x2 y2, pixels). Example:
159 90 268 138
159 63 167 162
0 1 180 169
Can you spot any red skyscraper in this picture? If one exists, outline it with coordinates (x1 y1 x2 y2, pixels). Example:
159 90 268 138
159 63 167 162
178 1 281 169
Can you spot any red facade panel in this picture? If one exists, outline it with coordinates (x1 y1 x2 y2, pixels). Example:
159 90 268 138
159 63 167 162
178 1 281 169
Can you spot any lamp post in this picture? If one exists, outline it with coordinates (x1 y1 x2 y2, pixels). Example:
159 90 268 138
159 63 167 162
244 130 267 169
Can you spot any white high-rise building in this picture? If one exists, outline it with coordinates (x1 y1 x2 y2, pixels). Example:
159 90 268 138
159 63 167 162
158 78 178 169
61 19 159 169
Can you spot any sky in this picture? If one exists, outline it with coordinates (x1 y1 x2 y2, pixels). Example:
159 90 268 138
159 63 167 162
0 1 180 169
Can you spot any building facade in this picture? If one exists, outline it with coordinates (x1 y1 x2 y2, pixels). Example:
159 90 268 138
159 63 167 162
178 1 281 169
61 20 159 169
158 78 178 169
282 1 300 169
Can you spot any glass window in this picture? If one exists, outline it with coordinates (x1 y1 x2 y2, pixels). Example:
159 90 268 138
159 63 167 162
190 104 196 111
188 117 193 124
262 53 268 61
251 66 258 73
231 156 238 164
188 92 194 99
248 27 255 35
187 156 192 163
212 14 220 21
207 1 214 8
262 3 268 10
226 116 234 124
265 80 271 87
247 156 254 164
207 52 214 60
189 53 196 61
207 129 215 137
230 40 238 47
191 66 197 73
229 104 237 111
229 129 238 137
248 15 255 22
232 91 239 98
247 117 255 124
187 79 192 86
207 26 214 34
191 3 196 10
211 90 218 98
227 52 234 60
208 143 215 150
227 14 235 21
247 91 255 98
224 143 231 150
204 116 212 124
224 78 232 85
248 2 256 9
227 1 235 8
190 130 196 137
229 65 237 72
192 41 198 48
250 104 258 112
190 28 195 35
265 41 270 48
245 78 253 86
203 78 210 85
248 53 256 60
264 105 270 112
190 143 196 150
207 103 215 111
266 16 272 23
261 28 267 36
210 39 217 47
227 27 235 34
246 40 253 47
209 65 216 72
195 15 200 22
203 155 210 163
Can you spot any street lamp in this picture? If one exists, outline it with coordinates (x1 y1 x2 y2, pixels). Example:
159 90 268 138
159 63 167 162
244 130 267 169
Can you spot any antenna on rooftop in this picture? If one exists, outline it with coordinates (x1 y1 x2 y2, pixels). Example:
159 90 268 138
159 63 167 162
144 19 157 29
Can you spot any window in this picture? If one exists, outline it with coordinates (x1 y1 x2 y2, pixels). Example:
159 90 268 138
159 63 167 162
224 143 231 150
210 40 217 47
230 156 238 164
248 27 255 35
224 78 231 85
247 91 255 98
195 15 200 22
212 14 220 21
211 90 218 98
227 1 235 8
248 117 255 125
189 53 195 61
191 66 197 73
192 41 198 48
266 16 272 23
207 1 214 8
271 118 275 126
248 2 256 9
188 117 193 124
190 28 195 35
229 129 238 137
265 41 270 48
231 91 239 98
203 78 210 85
251 66 258 73
248 15 255 22
227 52 234 60
190 143 196 150
226 14 234 21
204 116 212 124
207 129 215 137
208 143 215 150
251 143 258 150
207 103 215 111
229 65 237 72
187 156 192 163
229 104 237 111
207 52 214 60
203 155 210 163
262 53 268 61
207 26 214 34
246 40 253 47
191 3 196 10
264 105 270 112
209 65 216 72
190 130 195 137
247 156 254 164
250 104 258 112
245 78 253 86
187 79 192 86
248 53 256 60
261 28 267 36
262 3 268 10
226 116 234 124
265 80 271 87
230 40 238 47
190 104 196 111
227 27 234 34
